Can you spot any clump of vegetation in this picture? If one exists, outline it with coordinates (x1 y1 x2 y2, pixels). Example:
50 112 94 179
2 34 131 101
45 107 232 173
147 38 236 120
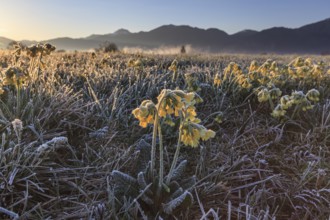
97 41 119 53
112 89 215 218
0 47 329 219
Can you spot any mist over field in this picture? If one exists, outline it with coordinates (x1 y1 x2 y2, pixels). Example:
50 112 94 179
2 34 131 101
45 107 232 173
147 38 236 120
122 45 197 55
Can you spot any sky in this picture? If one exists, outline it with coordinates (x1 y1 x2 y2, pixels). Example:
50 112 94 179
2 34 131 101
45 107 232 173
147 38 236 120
0 0 330 41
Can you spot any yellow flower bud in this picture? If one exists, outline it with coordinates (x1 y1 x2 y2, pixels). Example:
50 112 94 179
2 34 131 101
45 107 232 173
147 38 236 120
306 89 320 102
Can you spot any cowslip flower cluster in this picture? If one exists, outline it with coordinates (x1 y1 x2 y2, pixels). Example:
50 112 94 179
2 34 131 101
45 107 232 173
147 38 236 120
257 88 270 102
132 89 215 148
180 122 215 148
2 66 30 87
287 57 326 79
26 43 56 58
157 89 185 117
271 104 286 118
280 95 292 109
271 89 320 118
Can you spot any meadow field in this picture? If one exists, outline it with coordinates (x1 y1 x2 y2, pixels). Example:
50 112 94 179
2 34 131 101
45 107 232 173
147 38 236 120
0 45 329 219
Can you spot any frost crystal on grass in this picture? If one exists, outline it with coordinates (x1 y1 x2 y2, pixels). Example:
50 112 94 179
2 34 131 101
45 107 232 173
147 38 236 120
36 136 68 153
89 126 109 138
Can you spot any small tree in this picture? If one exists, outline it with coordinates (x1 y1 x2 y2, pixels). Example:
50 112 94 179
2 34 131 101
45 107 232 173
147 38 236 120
98 41 118 53
180 45 186 54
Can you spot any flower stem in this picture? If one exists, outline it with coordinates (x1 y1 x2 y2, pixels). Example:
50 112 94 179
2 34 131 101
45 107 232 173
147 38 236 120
150 114 159 177
158 124 164 191
16 84 21 117
291 104 299 119
268 98 274 110
166 121 183 185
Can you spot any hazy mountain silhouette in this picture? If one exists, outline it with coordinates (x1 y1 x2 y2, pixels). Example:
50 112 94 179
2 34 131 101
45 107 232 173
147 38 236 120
1 18 330 54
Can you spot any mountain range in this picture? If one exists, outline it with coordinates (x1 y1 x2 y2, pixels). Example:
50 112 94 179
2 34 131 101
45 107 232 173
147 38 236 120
1 18 330 54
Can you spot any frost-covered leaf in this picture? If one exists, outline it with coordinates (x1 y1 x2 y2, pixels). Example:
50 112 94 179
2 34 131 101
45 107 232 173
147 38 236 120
135 139 151 173
180 175 196 190
112 170 137 186
169 160 187 181
89 126 108 138
163 191 193 214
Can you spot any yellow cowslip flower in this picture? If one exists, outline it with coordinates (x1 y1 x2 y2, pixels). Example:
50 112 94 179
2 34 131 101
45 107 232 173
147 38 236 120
158 105 167 117
291 91 305 104
3 67 29 87
296 66 310 77
194 94 203 104
269 88 282 100
248 71 261 81
257 88 270 102
159 99 174 117
139 114 154 128
235 74 245 85
304 58 313 66
185 105 197 120
306 89 320 102
249 60 258 73
280 95 293 109
132 108 154 128
190 117 201 123
184 92 195 103
287 66 297 78
311 65 323 77
257 76 270 85
180 123 215 147
168 59 178 72
132 100 155 128
132 105 148 118
181 125 200 148
214 73 222 87
239 77 252 89
184 72 200 92
232 63 242 75
157 89 184 117
257 60 272 74
300 99 313 111
224 62 235 75
134 59 142 67
200 129 216 141
214 112 224 124
289 57 304 67
127 58 135 67
271 104 286 118
270 61 278 71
